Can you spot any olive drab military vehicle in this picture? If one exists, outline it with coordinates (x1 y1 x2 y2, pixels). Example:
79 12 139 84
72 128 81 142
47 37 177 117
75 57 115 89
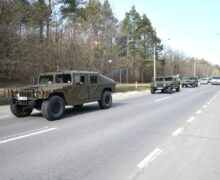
181 76 198 88
4 70 116 120
151 76 181 94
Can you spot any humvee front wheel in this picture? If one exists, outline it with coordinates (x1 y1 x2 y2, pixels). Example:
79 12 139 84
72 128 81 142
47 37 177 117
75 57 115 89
10 104 33 117
167 87 173 94
176 86 180 92
151 88 156 94
42 96 65 121
99 91 112 109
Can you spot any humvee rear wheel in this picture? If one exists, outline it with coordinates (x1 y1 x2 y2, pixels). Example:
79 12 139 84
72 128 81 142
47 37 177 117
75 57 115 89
42 96 65 121
10 104 33 117
99 91 112 109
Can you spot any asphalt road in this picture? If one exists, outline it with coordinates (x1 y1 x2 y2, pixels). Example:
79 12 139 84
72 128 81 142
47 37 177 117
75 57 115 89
0 85 220 180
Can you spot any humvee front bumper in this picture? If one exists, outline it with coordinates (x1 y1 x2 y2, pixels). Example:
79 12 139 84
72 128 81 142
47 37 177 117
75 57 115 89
4 88 50 107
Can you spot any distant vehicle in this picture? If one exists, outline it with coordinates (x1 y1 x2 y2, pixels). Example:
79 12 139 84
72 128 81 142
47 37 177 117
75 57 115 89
200 78 209 84
5 70 116 120
208 77 212 83
211 76 220 85
151 76 181 94
181 76 198 88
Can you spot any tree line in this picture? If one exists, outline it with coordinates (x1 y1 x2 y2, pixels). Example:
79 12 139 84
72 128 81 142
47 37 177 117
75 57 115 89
0 0 219 84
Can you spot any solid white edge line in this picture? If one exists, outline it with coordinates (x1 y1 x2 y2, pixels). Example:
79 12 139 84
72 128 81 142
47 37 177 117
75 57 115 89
155 97 171 102
0 115 10 119
196 109 202 114
0 127 57 144
137 148 162 169
187 116 195 123
171 128 184 136
202 105 207 109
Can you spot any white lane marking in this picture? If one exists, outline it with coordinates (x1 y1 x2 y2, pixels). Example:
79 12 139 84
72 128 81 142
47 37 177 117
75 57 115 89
202 105 207 109
187 116 195 123
155 97 171 102
137 148 162 169
171 128 184 136
207 101 211 105
196 110 202 114
0 115 10 119
0 127 57 144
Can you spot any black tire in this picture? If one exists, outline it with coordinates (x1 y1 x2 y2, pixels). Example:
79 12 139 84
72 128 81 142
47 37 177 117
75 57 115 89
74 104 83 109
176 86 180 92
151 88 156 94
42 96 65 121
167 87 173 94
99 91 112 109
10 103 33 118
182 84 185 88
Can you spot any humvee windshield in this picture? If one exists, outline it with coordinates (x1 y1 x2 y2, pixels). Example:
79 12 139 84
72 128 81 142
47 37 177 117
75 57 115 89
165 77 173 81
39 74 72 84
39 75 53 84
156 77 164 81
55 74 72 83
183 77 195 80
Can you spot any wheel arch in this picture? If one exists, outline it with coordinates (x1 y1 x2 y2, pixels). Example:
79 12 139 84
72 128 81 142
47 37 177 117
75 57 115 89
102 87 112 94
48 92 67 105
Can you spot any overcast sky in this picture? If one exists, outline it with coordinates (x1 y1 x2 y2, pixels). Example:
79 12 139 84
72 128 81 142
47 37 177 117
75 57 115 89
106 0 220 65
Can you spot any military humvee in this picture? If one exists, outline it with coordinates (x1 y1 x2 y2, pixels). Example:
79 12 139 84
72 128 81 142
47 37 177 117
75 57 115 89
181 76 198 88
151 76 181 94
5 70 116 120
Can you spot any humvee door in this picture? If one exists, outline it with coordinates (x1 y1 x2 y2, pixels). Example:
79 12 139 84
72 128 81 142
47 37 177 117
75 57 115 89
73 74 89 101
88 74 101 100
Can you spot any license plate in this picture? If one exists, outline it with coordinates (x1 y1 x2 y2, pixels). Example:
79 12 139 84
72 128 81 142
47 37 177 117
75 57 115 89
17 96 28 100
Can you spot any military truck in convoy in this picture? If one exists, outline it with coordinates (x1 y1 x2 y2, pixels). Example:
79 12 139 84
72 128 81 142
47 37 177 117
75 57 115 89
181 76 198 88
4 70 116 120
151 76 181 94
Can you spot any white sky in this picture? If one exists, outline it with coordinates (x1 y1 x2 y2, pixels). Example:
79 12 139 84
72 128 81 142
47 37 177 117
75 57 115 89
107 0 220 65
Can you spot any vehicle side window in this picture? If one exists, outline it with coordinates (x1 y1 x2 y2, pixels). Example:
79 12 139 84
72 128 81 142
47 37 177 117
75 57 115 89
55 74 71 83
90 76 98 84
75 75 85 85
